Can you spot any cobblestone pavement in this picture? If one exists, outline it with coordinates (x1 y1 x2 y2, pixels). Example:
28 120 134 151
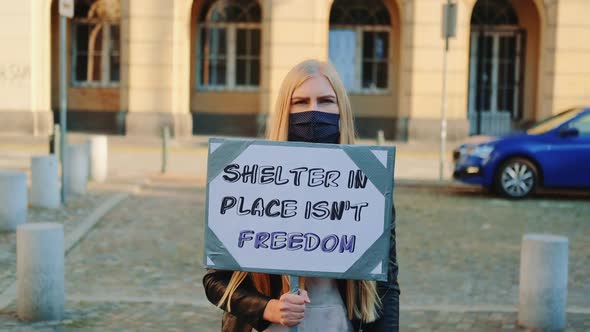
63 176 207 302
1 305 589 331
399 311 590 332
0 191 109 293
396 185 590 309
0 301 220 331
0 175 588 331
0 171 146 297
1 137 589 330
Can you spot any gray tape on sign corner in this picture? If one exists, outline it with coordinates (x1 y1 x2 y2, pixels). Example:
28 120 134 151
204 226 242 271
340 223 393 281
341 146 393 197
207 139 254 183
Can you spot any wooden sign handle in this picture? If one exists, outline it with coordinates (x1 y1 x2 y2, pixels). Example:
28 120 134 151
289 275 299 332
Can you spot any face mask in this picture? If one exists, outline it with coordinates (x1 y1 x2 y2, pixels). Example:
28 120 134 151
288 110 340 144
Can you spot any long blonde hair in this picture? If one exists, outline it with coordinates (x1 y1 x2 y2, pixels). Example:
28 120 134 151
218 59 381 322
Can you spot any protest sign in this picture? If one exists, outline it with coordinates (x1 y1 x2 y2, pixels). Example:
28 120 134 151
203 138 395 281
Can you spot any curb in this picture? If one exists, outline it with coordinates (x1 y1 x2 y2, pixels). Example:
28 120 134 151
64 192 130 255
395 179 477 189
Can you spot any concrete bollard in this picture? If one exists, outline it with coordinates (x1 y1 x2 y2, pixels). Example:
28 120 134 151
376 130 385 146
518 234 568 331
0 171 28 232
87 135 108 182
161 126 170 173
17 222 64 321
64 144 89 195
31 155 60 209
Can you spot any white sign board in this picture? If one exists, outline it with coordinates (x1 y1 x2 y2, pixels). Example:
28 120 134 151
203 138 395 281
59 0 74 18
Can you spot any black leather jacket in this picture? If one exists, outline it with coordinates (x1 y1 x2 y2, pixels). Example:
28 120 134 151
203 208 400 332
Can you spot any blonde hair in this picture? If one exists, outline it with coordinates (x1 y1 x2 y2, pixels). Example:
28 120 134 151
267 59 356 144
217 59 381 322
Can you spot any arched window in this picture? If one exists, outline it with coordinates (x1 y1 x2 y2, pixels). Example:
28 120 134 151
329 0 391 92
197 0 261 90
471 0 518 26
72 0 121 86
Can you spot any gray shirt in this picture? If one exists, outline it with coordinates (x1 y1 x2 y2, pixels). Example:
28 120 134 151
259 278 353 332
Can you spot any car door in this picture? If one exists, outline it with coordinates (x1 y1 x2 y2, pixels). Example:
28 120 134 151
542 113 590 188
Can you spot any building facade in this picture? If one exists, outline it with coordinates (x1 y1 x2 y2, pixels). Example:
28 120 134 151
1 0 589 140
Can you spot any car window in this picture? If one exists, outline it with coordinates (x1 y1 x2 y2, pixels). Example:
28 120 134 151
527 108 584 135
569 113 590 136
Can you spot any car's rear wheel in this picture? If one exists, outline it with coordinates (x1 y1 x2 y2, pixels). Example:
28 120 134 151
495 158 538 199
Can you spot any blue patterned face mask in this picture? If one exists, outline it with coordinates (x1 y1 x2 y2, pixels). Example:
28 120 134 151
288 111 340 144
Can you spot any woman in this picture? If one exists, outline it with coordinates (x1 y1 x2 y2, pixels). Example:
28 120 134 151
203 59 399 332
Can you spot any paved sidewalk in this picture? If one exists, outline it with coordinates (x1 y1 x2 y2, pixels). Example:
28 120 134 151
0 134 588 331
0 133 457 182
0 175 220 331
0 174 588 331
0 191 107 293
2 304 589 331
0 174 146 309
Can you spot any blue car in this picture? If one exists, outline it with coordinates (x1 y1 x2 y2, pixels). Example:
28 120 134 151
453 107 590 198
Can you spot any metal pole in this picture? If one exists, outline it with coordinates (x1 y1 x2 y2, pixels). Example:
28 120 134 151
59 16 68 204
161 126 170 173
289 275 299 332
440 37 449 181
50 124 60 157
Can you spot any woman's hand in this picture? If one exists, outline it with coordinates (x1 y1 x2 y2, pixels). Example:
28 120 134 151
263 290 311 327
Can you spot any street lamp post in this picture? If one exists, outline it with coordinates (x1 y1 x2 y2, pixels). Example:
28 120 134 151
440 1 457 181
58 0 73 204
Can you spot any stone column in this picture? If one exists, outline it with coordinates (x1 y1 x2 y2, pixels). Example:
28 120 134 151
64 144 89 195
17 222 64 321
518 234 568 331
550 1 590 114
405 0 469 141
0 1 53 136
87 135 108 182
123 0 192 137
31 155 60 209
0 171 28 232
